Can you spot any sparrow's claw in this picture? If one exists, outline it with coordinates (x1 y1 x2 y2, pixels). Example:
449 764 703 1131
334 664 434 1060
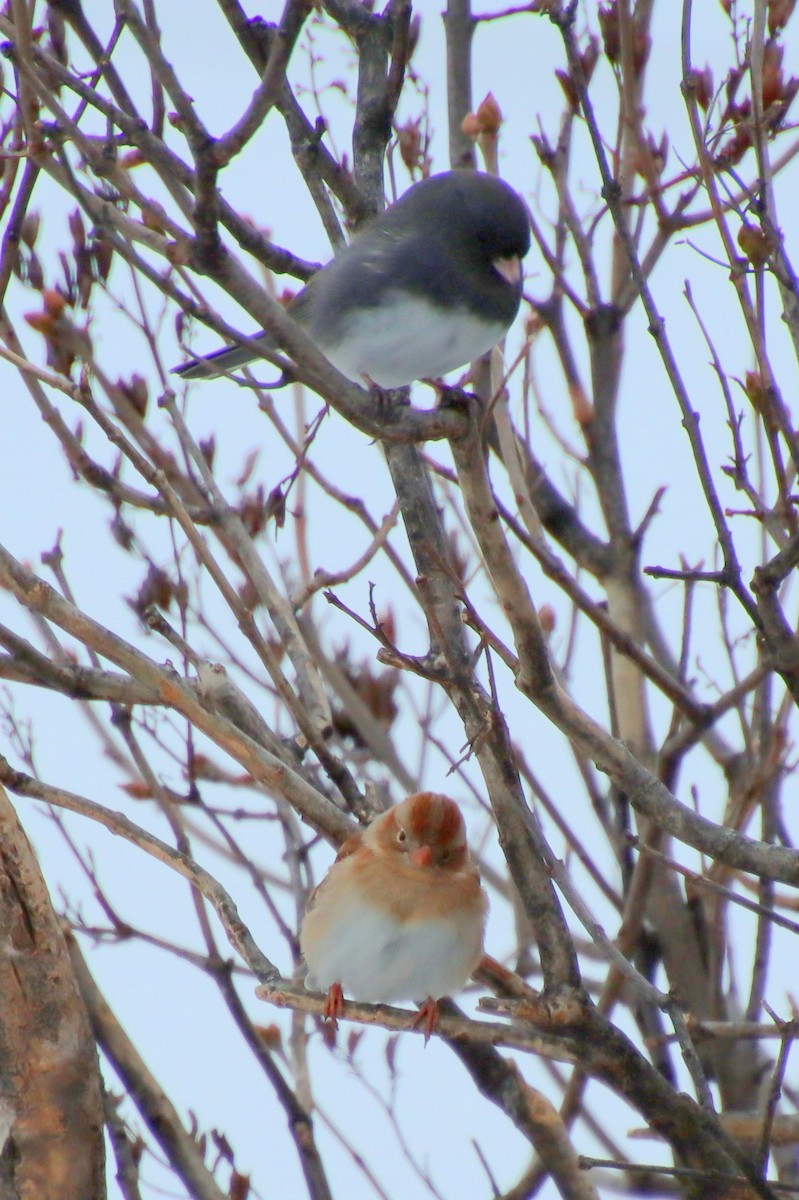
324 982 344 1028
412 996 440 1043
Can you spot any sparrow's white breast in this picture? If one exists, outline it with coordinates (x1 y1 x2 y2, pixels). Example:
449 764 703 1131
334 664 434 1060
303 899 483 1003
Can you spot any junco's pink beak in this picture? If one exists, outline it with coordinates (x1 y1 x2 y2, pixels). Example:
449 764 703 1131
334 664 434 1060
410 845 433 868
493 254 523 286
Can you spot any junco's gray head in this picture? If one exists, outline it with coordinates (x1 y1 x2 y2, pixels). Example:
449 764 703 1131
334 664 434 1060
174 170 530 389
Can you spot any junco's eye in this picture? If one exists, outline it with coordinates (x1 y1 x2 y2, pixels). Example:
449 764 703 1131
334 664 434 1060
439 849 450 863
396 828 407 844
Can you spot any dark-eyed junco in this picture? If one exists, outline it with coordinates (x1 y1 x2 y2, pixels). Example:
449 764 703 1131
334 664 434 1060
173 170 530 389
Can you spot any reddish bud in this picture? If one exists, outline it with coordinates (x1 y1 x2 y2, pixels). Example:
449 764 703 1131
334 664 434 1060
737 222 771 266
239 486 269 537
693 65 714 111
768 0 797 34
476 92 502 134
165 239 191 266
142 204 167 234
42 288 67 317
743 370 768 412
254 1023 283 1050
24 310 57 335
20 211 40 248
461 112 481 141
556 69 579 111
762 40 785 109
598 3 620 63
230 1172 250 1200
68 208 85 247
119 782 153 800
581 36 600 84
462 93 503 142
539 605 556 635
396 117 423 172
91 237 114 282
117 374 149 417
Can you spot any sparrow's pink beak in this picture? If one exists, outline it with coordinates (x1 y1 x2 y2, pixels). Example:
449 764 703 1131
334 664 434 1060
409 844 433 868
493 255 522 286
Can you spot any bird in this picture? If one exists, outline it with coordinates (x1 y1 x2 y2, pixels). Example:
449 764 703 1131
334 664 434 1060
173 170 530 389
299 791 488 1039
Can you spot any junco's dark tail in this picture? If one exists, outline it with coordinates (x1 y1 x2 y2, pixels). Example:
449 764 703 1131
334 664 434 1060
172 333 272 379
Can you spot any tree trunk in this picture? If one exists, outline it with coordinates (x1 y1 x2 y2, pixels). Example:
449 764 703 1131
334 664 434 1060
0 785 105 1200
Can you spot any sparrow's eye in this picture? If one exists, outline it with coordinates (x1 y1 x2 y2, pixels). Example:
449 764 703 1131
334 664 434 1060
396 828 407 844
439 849 450 863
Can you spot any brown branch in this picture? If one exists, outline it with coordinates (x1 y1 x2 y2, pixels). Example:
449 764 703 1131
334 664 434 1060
258 978 580 1062
66 932 230 1200
0 758 281 981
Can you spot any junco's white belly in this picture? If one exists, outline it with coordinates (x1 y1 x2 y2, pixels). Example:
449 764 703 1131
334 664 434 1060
323 294 506 389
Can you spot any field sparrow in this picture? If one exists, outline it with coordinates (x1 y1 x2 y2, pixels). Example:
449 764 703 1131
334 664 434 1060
300 792 488 1037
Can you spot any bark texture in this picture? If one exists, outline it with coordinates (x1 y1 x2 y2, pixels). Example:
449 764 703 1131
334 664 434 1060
0 785 105 1200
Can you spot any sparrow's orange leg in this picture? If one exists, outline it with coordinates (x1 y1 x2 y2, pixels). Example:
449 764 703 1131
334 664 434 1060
324 982 344 1028
412 997 440 1043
